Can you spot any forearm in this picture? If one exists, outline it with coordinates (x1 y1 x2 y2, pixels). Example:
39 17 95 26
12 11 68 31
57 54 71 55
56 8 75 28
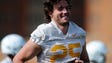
80 43 90 63
13 39 42 63
13 57 25 63
13 50 31 63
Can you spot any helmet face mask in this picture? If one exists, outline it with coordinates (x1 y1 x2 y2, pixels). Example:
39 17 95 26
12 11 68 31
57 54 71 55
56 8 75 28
1 34 26 56
86 40 107 63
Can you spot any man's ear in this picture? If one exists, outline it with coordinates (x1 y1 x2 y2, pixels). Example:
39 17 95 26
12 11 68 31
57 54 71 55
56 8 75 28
49 12 52 17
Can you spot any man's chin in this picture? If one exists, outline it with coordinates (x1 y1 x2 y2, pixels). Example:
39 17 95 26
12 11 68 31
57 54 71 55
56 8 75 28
60 21 69 26
63 20 69 23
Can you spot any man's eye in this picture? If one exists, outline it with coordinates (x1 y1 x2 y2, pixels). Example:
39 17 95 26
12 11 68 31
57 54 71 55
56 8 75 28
57 6 71 11
66 6 71 10
58 7 64 11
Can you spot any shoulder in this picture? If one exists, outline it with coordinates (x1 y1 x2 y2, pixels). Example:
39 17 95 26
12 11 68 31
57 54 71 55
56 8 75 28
70 21 86 34
31 23 52 34
36 22 53 31
31 22 56 38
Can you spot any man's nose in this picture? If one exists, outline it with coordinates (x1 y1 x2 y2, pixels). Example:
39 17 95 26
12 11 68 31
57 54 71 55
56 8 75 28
62 8 68 13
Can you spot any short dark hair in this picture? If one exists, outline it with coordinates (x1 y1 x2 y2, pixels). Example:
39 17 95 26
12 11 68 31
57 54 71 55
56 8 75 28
43 0 71 22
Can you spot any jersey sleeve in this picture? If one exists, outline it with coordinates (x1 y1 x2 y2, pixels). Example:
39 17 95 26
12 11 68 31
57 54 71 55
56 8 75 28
30 24 45 45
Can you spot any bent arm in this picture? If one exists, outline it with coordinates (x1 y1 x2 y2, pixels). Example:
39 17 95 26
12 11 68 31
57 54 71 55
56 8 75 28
80 42 90 63
13 39 42 63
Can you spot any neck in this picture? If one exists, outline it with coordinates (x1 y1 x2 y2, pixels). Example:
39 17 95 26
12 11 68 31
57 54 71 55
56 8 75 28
57 22 69 35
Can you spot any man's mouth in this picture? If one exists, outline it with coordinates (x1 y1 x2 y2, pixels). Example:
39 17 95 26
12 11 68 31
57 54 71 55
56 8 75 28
61 15 68 18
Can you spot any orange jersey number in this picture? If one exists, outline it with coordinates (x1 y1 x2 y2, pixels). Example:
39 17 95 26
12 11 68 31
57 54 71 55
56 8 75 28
50 43 81 62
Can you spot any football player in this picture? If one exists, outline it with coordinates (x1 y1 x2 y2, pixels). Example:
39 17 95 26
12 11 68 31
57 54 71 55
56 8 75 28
13 0 90 63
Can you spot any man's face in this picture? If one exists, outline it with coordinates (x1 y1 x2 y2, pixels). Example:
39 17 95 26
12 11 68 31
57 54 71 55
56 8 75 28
50 0 71 25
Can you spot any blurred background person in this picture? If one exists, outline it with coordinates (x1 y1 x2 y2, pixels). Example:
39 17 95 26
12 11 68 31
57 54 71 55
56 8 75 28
86 40 107 63
0 34 26 63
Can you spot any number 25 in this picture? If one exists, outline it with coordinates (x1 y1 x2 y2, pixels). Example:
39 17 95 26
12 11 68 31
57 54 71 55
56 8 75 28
50 43 81 62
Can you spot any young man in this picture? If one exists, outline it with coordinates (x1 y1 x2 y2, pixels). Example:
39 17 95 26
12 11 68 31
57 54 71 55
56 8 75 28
0 34 25 63
13 0 90 63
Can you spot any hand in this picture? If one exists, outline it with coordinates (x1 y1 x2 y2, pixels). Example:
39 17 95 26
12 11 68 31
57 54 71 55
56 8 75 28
74 59 84 63
64 57 84 63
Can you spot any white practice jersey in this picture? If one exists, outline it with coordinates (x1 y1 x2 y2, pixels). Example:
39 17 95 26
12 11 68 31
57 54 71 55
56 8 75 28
30 21 86 63
0 57 12 63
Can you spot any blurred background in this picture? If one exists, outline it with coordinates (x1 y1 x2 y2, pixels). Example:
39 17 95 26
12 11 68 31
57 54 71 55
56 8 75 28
0 0 112 63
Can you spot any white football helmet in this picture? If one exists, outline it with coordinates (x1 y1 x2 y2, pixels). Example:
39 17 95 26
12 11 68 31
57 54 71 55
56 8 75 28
1 34 26 55
86 40 107 63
